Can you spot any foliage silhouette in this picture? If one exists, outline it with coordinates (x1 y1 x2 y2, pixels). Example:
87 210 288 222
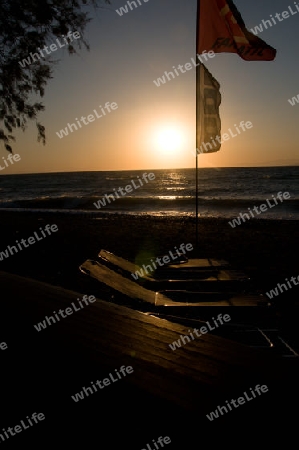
0 0 110 152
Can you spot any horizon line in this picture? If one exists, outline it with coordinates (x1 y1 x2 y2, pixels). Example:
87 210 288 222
1 164 299 176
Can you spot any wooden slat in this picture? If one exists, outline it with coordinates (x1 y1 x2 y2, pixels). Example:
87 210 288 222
0 269 275 412
99 249 229 275
80 259 159 304
99 248 147 275
0 270 296 446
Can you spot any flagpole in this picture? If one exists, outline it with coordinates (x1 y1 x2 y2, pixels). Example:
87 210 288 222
195 0 200 251
195 138 198 250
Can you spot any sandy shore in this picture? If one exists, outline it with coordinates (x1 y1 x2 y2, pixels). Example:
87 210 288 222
0 210 298 293
1 210 298 341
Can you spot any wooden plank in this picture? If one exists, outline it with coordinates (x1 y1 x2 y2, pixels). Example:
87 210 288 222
0 270 297 445
80 259 159 304
0 270 275 410
99 249 229 275
155 291 268 307
99 248 150 276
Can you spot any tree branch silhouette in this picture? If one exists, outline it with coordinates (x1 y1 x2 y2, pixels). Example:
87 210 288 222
0 0 110 152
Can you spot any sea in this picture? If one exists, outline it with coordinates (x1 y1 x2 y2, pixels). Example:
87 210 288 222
0 166 298 219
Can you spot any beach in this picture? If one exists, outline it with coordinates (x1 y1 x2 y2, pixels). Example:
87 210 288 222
1 210 299 445
1 211 298 289
1 210 299 341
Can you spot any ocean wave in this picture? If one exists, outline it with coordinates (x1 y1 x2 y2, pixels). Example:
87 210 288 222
0 195 298 219
0 167 299 219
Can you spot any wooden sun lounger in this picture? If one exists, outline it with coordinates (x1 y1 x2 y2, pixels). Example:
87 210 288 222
98 249 250 291
99 249 230 276
79 260 270 320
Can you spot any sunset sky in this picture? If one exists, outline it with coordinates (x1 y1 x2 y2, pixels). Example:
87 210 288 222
2 0 299 174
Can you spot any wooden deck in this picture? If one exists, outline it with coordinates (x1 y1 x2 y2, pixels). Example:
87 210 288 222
0 270 297 445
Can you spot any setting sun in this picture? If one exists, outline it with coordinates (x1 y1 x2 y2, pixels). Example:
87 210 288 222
154 126 184 156
140 122 191 168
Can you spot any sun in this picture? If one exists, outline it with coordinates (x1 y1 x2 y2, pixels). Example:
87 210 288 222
154 126 184 155
144 122 188 166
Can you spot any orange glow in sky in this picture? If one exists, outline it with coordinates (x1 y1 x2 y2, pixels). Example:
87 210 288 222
2 0 299 174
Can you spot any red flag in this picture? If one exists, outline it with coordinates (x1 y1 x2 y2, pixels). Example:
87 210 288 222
198 0 277 61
